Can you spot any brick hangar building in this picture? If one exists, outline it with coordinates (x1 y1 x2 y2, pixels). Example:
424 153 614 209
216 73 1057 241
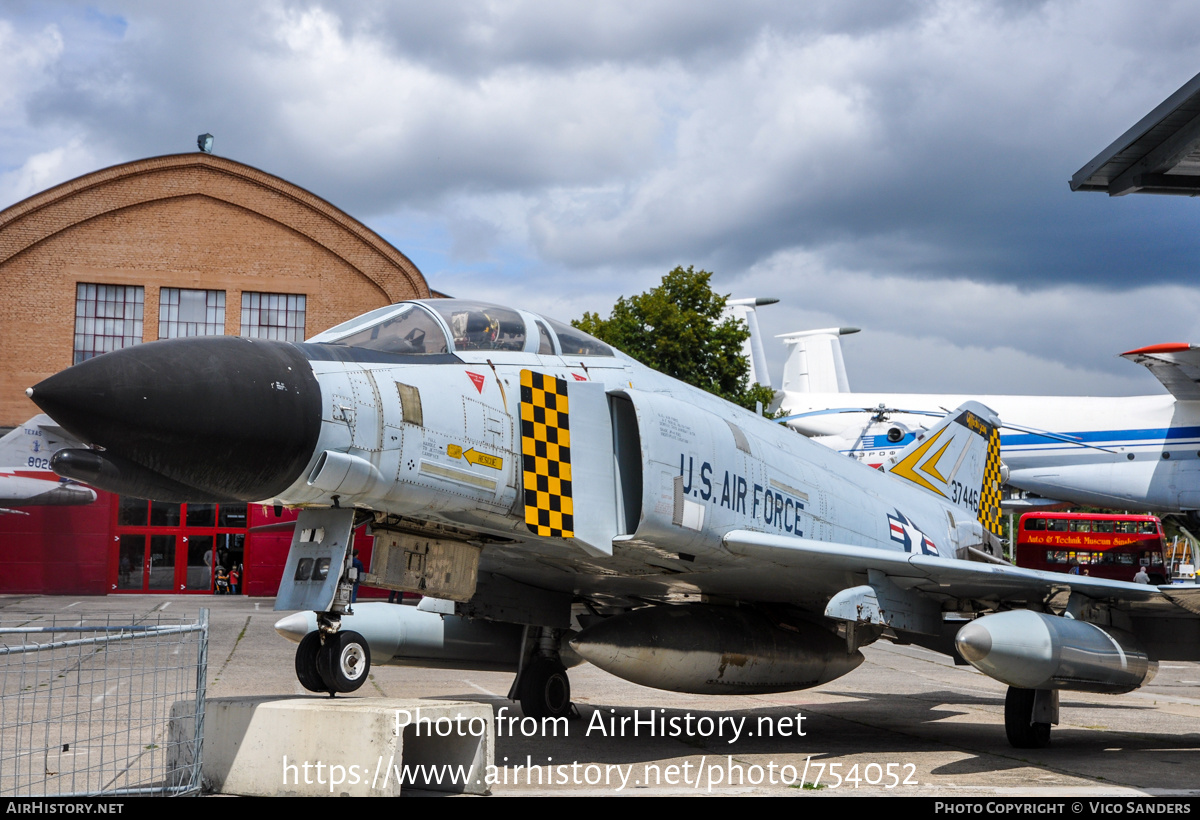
0 152 432 596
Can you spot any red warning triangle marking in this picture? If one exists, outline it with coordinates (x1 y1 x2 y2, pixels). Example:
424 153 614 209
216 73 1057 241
572 373 587 381
466 372 486 393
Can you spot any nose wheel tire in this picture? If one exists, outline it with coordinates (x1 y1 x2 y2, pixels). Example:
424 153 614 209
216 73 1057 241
518 658 571 719
1005 687 1051 749
315 630 371 694
295 632 328 694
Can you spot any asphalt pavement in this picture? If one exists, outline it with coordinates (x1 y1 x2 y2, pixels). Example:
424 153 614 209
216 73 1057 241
4 593 1200 797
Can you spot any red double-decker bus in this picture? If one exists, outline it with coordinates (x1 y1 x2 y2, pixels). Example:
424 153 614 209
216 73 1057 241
1016 512 1169 584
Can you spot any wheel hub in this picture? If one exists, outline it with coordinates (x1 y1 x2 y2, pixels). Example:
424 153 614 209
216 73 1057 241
340 644 366 680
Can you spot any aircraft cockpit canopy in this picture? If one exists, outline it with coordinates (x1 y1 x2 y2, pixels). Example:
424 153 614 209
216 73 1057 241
317 303 451 354
431 301 527 352
309 299 614 357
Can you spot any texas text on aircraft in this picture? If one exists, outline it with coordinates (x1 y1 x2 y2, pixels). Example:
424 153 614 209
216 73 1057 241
772 326 1200 517
26 298 1200 748
0 414 96 514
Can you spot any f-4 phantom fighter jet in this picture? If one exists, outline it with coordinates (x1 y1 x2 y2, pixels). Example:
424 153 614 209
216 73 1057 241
27 298 1200 748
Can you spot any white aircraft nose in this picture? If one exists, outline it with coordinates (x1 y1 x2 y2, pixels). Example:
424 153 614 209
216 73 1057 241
273 611 315 644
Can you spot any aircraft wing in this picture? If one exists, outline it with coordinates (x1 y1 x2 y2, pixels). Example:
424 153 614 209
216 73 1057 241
723 529 1191 616
999 495 1069 512
1161 586 1200 614
1121 343 1200 400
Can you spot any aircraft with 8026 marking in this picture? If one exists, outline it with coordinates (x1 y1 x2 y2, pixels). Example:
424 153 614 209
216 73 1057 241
0 414 96 514
26 298 1200 748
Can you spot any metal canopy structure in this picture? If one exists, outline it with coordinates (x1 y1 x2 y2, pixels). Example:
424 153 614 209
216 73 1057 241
1072 70 1200 196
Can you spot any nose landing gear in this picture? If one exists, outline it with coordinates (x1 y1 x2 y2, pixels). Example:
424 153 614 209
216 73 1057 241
295 629 371 695
295 631 326 693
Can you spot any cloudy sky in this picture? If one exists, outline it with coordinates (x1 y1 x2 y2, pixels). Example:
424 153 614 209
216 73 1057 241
4 0 1200 397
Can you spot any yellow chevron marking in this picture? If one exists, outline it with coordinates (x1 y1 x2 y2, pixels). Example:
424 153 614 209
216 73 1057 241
919 438 953 484
890 427 948 496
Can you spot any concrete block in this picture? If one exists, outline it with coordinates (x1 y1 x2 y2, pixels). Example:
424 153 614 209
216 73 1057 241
170 697 492 796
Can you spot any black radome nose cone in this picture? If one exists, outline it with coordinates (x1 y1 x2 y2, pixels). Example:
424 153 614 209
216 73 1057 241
29 337 322 501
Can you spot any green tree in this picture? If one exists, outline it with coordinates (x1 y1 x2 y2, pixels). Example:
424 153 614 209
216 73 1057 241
573 266 777 412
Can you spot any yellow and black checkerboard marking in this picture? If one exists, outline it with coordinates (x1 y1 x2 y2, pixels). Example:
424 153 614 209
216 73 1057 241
979 428 1003 536
520 370 574 538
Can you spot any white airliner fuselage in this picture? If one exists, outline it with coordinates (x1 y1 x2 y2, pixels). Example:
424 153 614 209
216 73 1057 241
784 390 1199 512
741 313 1200 514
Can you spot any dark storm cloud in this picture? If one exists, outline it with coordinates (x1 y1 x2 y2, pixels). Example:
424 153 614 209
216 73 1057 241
521 2 1200 289
340 1 926 75
15 1 678 214
6 1 1200 394
14 0 1200 289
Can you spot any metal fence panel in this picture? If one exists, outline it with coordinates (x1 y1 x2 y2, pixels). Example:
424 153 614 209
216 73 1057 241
0 609 208 797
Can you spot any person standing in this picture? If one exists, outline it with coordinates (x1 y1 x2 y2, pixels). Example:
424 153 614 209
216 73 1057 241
351 550 365 603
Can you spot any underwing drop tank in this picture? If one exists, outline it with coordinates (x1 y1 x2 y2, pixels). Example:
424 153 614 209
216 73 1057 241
955 610 1157 693
570 604 862 694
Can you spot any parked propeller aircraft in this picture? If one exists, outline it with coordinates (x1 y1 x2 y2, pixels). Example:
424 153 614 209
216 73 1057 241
26 298 1200 748
771 326 1200 517
0 414 96 514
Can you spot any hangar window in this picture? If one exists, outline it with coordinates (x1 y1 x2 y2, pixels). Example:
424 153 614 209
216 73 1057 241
159 288 225 338
240 292 306 341
73 283 144 364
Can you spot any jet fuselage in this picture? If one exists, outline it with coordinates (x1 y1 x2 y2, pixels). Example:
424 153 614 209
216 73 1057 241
31 299 990 608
